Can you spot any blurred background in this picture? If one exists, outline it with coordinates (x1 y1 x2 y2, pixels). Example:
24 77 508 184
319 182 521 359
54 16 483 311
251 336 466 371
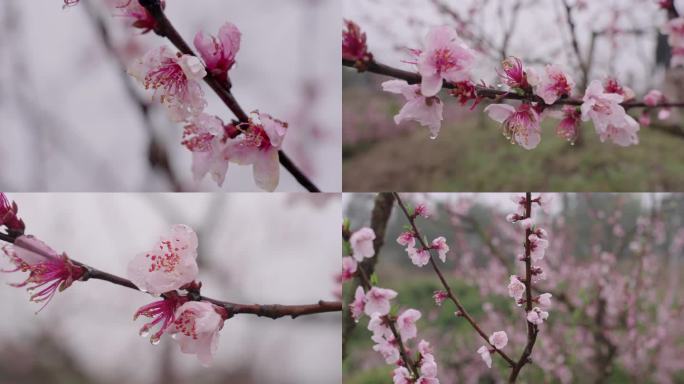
343 193 684 383
0 0 341 192
0 193 341 384
343 0 684 191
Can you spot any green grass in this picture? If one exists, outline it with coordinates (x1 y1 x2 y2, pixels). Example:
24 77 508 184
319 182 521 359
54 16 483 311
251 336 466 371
343 90 684 191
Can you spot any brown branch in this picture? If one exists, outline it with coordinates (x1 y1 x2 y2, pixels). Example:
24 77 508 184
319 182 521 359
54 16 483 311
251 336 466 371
342 58 684 110
393 193 516 368
138 0 320 192
560 0 589 90
0 233 340 320
508 192 538 383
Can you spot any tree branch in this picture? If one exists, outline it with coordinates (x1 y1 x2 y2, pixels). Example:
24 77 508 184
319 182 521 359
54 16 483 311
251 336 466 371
0 232 340 319
393 193 516 368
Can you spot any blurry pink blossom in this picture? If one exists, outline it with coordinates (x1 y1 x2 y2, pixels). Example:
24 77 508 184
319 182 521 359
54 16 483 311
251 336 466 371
392 367 412 384
489 331 508 350
372 336 400 364
408 247 431 267
508 275 526 301
530 64 574 105
2 235 85 311
134 295 181 345
342 256 358 281
112 0 166 33
484 103 542 149
417 26 475 97
127 224 199 296
128 46 207 122
431 236 449 262
224 111 288 192
433 290 448 306
170 301 225 366
499 57 530 91
397 308 422 340
182 113 231 186
397 231 416 248
0 193 24 235
529 233 549 261
364 286 397 316
343 20 372 64
382 80 444 139
194 22 241 86
477 345 492 368
644 90 664 107
419 353 439 378
350 227 376 261
415 203 430 219
527 307 549 325
538 293 553 308
350 286 366 321
581 80 639 147
368 313 392 339
553 106 581 143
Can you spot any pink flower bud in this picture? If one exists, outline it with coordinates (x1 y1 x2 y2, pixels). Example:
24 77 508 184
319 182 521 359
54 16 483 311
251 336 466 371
350 227 376 261
433 290 448 306
508 275 526 301
349 286 366 322
341 256 358 281
2 235 85 311
431 236 449 262
342 20 371 64
0 193 25 235
194 23 241 86
489 331 508 350
477 345 492 368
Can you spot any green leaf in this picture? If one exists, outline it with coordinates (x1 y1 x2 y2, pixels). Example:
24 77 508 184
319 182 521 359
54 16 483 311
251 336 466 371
370 273 379 286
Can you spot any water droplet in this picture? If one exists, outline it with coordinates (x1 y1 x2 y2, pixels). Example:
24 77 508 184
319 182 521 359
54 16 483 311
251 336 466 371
171 333 179 340
151 336 161 345
139 329 150 338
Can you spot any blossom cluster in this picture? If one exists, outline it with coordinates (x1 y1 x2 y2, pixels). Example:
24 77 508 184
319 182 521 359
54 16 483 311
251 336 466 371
1 212 228 366
396 204 450 267
65 0 289 191
343 22 676 149
342 226 440 384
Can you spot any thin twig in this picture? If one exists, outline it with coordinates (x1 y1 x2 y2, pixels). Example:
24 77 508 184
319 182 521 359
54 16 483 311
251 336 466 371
393 193 516 368
0 232 340 319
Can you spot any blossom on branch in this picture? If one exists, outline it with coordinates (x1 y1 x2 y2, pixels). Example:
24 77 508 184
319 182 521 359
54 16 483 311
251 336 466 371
343 20 372 66
508 275 526 301
128 46 207 122
194 22 241 86
341 256 358 281
527 306 549 325
1 235 85 311
134 294 182 345
484 103 542 150
350 286 366 321
112 0 166 33
416 26 475 97
0 193 25 235
127 224 199 296
397 308 422 340
350 227 376 261
431 236 449 263
381 79 444 139
581 80 639 147
530 64 575 105
364 286 397 316
170 301 226 366
489 331 508 350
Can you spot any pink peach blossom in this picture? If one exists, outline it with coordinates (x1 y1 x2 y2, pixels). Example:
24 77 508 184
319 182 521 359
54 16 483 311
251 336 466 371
397 231 416 248
127 224 199 296
364 286 398 316
477 345 492 368
392 367 412 384
581 80 626 131
508 275 526 301
529 233 549 261
644 90 664 107
194 22 241 85
382 79 444 139
499 57 530 91
170 301 224 366
433 290 448 306
553 106 581 143
373 336 400 364
538 293 553 308
133 296 180 345
484 103 542 149
414 203 430 218
112 0 165 33
532 64 575 105
342 256 358 281
224 111 288 192
527 307 549 325
128 46 207 122
350 227 376 261
431 236 449 262
417 26 475 96
182 113 231 186
350 286 366 321
0 193 24 234
419 353 438 378
418 339 433 356
368 313 392 338
2 235 85 311
397 308 422 340
408 247 431 267
663 17 684 48
489 331 508 350
343 20 371 63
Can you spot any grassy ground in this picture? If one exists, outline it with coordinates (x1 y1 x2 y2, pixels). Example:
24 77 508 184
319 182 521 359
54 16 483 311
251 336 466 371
343 88 684 191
